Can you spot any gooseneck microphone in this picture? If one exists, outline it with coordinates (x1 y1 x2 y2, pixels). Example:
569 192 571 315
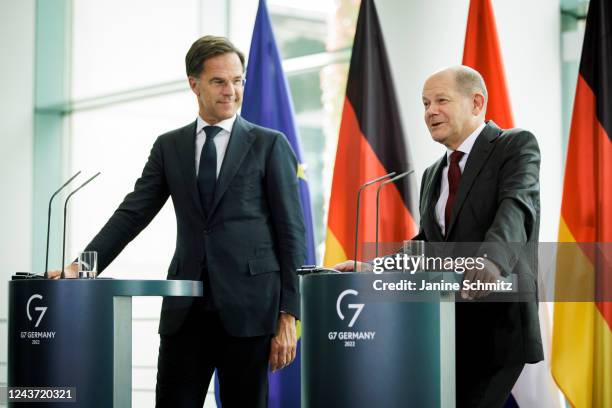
44 171 82 278
375 170 414 258
353 172 396 271
61 172 101 278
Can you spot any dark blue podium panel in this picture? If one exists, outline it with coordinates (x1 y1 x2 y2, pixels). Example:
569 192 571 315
301 273 455 408
8 279 202 407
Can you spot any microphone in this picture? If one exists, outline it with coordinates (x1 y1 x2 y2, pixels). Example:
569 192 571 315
44 171 82 278
354 172 396 271
375 170 414 258
61 172 101 278
297 265 341 275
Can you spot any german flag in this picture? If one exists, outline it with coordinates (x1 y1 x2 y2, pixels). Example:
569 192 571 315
552 0 612 406
323 0 417 266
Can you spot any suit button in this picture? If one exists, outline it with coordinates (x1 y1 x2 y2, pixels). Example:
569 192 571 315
204 229 210 235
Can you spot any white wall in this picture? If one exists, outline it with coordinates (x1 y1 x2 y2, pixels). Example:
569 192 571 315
377 0 563 241
0 0 35 392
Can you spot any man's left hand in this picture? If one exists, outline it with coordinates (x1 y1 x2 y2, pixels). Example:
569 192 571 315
269 313 297 372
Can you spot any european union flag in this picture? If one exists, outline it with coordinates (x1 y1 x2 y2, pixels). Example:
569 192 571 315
239 0 316 407
242 0 317 273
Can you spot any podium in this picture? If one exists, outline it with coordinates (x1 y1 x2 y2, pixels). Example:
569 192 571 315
7 278 202 407
300 272 455 408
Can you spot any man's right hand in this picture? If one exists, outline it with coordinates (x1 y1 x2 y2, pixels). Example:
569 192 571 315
47 263 78 279
333 260 372 272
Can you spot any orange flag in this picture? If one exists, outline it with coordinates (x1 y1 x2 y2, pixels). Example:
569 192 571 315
462 2 563 407
462 0 513 129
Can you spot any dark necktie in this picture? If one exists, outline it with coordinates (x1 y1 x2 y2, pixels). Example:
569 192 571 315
444 150 464 235
197 126 222 215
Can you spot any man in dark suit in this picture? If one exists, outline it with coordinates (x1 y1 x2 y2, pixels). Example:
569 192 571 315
336 66 543 407
50 36 305 407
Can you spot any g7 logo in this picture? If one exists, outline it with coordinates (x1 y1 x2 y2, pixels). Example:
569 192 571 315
27 294 47 328
336 289 364 328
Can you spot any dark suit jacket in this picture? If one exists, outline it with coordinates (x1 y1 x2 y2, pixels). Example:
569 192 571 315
84 115 306 337
414 121 543 366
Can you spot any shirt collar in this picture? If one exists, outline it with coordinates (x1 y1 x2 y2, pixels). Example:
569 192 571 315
196 114 237 135
446 121 486 160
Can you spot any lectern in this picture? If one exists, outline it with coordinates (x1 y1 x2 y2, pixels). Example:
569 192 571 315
300 272 455 407
7 279 202 407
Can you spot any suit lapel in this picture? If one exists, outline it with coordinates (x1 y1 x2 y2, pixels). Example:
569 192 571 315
445 121 500 239
207 116 255 218
174 121 206 218
423 155 446 242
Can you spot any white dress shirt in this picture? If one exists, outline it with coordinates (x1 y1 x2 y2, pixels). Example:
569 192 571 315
434 122 486 234
195 115 236 178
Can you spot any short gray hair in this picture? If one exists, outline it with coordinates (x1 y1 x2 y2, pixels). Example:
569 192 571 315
452 65 488 101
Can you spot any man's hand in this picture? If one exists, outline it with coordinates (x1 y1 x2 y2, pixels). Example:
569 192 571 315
47 263 78 279
333 260 372 272
461 259 502 299
269 313 297 372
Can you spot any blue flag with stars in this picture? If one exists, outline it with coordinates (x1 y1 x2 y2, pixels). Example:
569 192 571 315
217 0 316 407
242 0 316 269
